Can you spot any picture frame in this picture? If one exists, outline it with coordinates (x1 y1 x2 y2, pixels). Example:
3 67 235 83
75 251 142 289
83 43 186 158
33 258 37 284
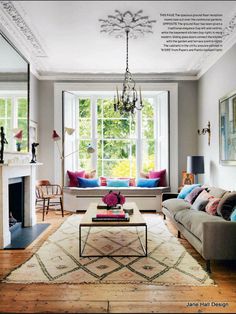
219 90 236 165
182 171 194 185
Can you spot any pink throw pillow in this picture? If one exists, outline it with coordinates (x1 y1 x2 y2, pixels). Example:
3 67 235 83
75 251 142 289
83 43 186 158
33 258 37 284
149 169 167 187
205 198 221 215
67 170 85 187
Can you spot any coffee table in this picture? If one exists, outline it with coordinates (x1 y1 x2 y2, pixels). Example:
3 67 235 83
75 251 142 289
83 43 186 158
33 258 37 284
79 202 147 257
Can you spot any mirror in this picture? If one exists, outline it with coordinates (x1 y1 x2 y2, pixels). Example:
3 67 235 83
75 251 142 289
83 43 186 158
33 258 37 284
0 32 29 153
219 89 236 165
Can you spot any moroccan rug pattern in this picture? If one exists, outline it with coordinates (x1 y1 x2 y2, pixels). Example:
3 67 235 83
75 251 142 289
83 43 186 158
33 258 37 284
5 214 214 285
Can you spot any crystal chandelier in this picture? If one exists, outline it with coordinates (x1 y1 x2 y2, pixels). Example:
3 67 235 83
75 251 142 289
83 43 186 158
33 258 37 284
99 10 156 114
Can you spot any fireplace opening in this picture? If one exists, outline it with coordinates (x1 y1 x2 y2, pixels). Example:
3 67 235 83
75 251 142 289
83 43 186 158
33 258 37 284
8 177 24 230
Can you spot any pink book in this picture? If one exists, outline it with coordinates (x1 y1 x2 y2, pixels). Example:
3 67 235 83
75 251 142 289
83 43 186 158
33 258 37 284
96 209 125 218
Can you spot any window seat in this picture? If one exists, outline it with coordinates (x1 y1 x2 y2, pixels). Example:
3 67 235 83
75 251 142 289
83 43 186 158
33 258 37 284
63 186 170 212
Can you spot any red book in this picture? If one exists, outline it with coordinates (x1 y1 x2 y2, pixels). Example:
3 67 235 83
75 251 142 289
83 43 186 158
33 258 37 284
96 209 125 218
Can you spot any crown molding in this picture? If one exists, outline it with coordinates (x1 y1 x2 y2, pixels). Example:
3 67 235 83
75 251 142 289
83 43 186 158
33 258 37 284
37 72 198 81
196 11 236 79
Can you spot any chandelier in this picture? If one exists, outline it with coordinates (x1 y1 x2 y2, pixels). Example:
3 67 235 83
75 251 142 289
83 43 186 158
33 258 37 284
99 10 156 114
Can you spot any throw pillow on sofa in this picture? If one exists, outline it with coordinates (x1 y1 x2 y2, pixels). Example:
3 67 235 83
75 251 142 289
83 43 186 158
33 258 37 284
190 190 213 211
77 177 100 188
177 184 201 199
205 197 221 215
217 192 236 221
184 186 204 204
230 207 236 221
67 170 85 187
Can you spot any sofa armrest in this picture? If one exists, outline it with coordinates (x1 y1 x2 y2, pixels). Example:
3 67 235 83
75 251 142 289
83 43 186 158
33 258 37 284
162 192 178 202
202 221 236 260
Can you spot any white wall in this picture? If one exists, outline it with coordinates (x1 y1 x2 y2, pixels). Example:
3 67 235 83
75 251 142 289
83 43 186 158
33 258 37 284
198 43 236 190
30 73 39 123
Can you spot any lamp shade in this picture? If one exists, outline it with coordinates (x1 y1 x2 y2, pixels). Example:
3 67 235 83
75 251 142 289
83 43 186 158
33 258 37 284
14 129 23 141
187 156 204 174
52 130 61 141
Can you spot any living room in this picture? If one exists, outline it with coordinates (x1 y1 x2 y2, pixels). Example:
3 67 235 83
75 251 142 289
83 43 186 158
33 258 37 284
0 1 236 313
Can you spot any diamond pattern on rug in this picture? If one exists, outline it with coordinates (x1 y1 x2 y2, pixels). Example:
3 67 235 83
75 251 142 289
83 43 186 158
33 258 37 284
4 214 214 286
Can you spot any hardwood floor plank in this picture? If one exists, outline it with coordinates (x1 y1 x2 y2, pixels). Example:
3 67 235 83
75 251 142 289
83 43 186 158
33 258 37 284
0 301 108 313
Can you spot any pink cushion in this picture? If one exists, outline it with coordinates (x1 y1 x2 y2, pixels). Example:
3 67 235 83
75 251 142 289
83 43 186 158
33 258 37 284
205 197 221 215
149 169 167 187
185 187 204 204
67 170 85 187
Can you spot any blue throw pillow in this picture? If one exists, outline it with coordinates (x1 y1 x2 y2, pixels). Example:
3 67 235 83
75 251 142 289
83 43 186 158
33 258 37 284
230 207 236 221
107 179 129 187
137 178 159 188
77 177 100 188
177 184 201 199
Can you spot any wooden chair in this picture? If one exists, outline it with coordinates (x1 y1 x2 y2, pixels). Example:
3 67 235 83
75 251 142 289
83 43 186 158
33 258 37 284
35 180 64 221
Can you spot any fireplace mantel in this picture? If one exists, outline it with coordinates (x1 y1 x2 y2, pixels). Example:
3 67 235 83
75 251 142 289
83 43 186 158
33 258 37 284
0 163 42 248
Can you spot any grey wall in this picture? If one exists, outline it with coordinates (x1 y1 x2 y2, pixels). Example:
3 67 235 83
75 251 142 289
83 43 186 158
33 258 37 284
38 80 55 182
30 73 39 122
37 79 198 187
178 81 198 184
198 43 236 190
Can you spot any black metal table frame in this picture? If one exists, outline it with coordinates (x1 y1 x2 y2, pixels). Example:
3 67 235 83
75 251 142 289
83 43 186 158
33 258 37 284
79 223 148 258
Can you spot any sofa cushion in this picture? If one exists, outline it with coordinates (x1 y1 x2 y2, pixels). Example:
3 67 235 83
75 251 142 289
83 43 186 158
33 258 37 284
190 190 213 211
184 186 204 204
174 209 223 242
178 184 201 199
217 192 236 220
207 187 227 198
162 198 191 216
205 197 221 215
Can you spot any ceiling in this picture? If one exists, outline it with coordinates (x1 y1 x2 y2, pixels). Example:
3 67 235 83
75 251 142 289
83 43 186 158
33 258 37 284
0 1 236 79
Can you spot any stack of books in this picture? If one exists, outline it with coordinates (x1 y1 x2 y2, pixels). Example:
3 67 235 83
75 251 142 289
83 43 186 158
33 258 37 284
92 208 130 222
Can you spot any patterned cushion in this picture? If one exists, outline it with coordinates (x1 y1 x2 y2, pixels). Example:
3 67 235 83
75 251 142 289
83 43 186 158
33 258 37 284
85 169 96 179
191 190 213 211
177 184 201 199
100 177 135 187
205 198 221 215
184 187 204 204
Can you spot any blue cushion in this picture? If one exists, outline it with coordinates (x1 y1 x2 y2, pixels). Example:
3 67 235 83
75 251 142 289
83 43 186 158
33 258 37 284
107 179 129 187
77 177 100 188
177 184 201 199
137 178 159 188
230 208 236 221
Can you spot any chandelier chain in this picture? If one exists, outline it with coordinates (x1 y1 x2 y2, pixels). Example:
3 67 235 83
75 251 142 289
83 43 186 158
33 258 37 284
126 29 129 72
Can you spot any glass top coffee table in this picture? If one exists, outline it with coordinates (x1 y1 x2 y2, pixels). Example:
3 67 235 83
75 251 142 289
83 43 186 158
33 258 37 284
79 202 147 257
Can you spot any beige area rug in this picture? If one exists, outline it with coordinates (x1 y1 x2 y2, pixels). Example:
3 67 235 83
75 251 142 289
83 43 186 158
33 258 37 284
4 214 214 286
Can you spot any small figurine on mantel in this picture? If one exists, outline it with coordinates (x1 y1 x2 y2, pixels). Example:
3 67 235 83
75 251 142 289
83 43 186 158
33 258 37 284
0 126 8 164
30 142 39 163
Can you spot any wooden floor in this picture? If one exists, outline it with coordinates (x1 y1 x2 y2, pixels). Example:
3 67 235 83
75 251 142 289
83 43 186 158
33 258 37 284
0 209 236 313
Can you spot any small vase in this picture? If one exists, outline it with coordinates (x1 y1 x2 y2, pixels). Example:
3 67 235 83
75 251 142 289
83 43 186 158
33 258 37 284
16 143 21 152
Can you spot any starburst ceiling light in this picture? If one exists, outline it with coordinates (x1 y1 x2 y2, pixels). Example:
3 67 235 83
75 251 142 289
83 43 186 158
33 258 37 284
99 10 156 114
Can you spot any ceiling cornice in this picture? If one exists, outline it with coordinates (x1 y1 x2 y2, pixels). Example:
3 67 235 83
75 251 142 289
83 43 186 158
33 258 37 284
37 72 198 81
0 1 236 81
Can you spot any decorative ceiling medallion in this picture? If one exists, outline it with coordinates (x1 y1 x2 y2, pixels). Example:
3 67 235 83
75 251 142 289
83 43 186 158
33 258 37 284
99 10 156 39
0 0 47 56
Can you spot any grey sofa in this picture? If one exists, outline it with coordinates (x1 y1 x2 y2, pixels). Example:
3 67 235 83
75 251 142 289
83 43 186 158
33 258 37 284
161 187 236 272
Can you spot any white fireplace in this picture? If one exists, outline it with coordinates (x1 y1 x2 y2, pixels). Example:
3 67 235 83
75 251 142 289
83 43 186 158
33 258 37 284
0 163 39 248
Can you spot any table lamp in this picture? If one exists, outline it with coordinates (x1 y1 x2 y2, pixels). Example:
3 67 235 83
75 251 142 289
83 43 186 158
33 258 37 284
187 155 204 184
